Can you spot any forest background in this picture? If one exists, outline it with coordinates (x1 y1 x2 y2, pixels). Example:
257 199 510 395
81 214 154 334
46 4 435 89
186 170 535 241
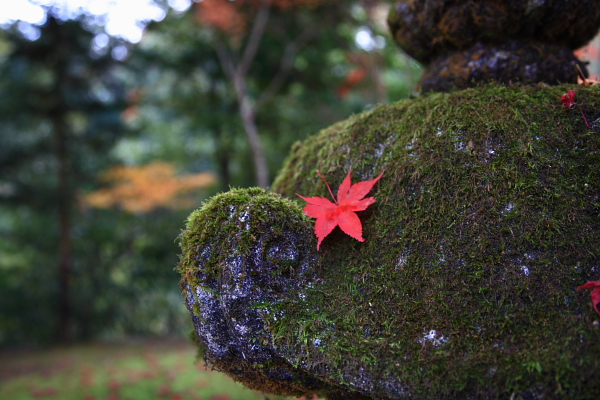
1 0 600 357
0 0 426 348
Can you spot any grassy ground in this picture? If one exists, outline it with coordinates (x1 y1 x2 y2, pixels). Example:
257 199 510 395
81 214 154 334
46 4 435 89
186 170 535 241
0 337 316 400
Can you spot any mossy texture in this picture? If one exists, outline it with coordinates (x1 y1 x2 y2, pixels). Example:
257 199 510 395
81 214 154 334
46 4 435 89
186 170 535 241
417 39 585 93
270 84 600 399
387 1 600 92
388 0 600 64
177 189 368 398
179 85 600 399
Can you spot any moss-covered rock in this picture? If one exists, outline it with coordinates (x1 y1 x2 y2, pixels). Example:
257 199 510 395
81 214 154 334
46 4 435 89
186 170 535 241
177 188 370 399
387 0 600 92
178 84 600 399
388 0 600 64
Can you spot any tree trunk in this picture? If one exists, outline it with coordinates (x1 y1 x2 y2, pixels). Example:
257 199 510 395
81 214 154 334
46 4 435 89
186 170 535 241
54 115 72 342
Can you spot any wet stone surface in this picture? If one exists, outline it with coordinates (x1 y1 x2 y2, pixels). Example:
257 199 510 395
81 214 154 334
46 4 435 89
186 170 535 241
177 86 600 399
388 0 600 91
177 2 600 398
418 39 584 93
178 190 370 398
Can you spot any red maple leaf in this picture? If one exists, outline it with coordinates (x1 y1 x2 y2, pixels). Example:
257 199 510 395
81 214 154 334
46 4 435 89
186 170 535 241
577 280 600 316
561 90 576 109
298 168 383 250
561 90 592 129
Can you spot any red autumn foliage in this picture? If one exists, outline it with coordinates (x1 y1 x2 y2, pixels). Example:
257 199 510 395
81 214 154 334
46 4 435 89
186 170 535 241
575 34 600 80
195 0 324 37
577 280 600 316
158 383 171 396
345 67 368 87
80 365 95 387
298 168 383 249
337 67 368 99
561 90 577 109
31 387 59 398
561 90 592 129
195 0 247 38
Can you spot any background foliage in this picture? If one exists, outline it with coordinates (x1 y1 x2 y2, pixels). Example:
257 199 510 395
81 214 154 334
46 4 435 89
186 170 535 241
0 0 422 346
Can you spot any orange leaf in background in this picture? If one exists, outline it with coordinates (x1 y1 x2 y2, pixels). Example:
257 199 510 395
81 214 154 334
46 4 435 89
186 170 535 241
337 68 368 99
576 64 600 86
298 168 383 250
336 85 351 99
195 0 247 38
345 68 368 86
82 162 216 213
577 75 600 86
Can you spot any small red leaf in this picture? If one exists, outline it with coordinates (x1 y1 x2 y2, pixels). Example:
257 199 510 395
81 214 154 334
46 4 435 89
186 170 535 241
561 90 576 109
577 280 600 316
298 169 383 250
561 90 592 129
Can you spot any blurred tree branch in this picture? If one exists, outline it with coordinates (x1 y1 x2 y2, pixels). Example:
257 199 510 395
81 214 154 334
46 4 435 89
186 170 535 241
211 0 319 188
214 1 271 188
255 24 318 110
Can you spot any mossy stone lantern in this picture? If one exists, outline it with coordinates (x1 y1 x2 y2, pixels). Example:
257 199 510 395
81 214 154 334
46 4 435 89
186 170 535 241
177 1 600 399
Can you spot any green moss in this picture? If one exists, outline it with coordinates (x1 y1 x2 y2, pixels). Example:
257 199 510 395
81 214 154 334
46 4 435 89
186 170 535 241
177 187 315 291
269 84 600 398
189 329 207 363
176 188 327 397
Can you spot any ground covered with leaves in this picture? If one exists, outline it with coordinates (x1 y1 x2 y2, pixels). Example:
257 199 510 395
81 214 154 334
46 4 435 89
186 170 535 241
0 338 316 400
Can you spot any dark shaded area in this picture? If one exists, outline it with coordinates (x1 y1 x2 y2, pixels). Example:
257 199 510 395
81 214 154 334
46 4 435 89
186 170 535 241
388 0 600 91
420 40 585 93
